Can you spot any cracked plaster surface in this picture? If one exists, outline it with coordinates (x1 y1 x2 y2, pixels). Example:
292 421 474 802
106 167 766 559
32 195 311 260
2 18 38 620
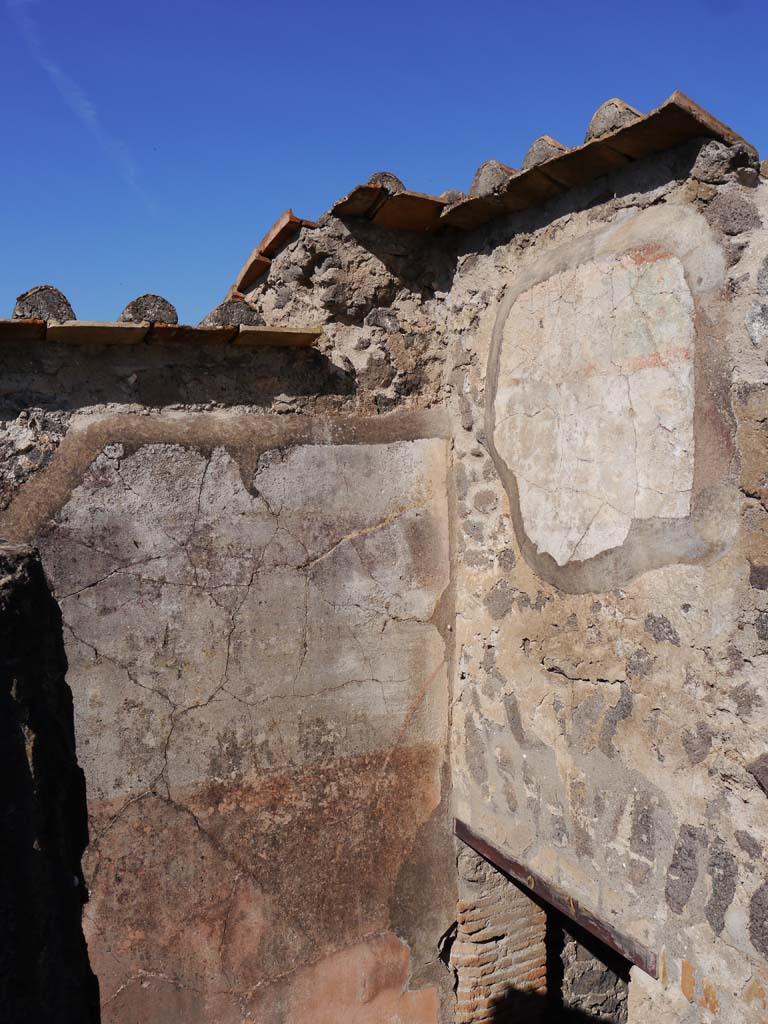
33 435 452 1020
492 249 695 566
38 438 450 803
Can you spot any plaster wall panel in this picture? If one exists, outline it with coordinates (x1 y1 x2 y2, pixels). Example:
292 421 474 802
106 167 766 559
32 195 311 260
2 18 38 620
0 413 455 1023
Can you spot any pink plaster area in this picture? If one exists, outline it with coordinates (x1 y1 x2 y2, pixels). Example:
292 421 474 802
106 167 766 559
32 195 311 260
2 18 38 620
253 933 440 1024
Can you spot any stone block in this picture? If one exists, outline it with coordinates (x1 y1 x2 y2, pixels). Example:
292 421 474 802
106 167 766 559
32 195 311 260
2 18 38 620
13 284 74 321
521 135 569 171
585 97 642 142
119 294 178 324
468 159 517 198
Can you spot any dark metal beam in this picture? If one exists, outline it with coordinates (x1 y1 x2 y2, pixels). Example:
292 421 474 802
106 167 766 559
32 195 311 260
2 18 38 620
454 818 658 979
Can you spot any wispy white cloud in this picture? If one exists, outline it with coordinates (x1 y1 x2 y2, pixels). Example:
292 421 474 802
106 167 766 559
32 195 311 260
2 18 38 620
6 0 154 211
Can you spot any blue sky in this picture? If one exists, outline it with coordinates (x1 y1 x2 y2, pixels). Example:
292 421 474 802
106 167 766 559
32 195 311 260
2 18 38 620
1 0 766 324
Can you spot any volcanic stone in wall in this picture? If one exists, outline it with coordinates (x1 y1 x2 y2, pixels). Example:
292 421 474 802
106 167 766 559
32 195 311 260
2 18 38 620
560 930 629 1022
0 543 99 1024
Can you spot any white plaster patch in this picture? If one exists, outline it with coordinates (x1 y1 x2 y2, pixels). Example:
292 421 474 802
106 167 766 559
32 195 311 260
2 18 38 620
492 249 695 566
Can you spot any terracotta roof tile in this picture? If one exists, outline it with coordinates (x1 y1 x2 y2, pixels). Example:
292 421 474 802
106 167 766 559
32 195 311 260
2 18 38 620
233 209 317 293
441 91 758 229
332 186 447 230
331 183 386 218
370 190 447 231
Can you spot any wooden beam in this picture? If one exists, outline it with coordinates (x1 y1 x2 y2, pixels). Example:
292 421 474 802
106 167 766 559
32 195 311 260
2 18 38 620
0 319 46 342
46 321 150 345
454 818 658 979
233 325 322 348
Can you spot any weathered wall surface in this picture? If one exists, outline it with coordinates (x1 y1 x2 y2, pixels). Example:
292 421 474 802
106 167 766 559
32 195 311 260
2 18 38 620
2 130 767 1023
449 147 768 1021
0 543 99 1023
0 405 457 1018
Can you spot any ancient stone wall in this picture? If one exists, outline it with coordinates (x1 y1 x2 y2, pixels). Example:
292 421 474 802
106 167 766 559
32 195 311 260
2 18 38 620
1 117 766 1024
448 142 768 1021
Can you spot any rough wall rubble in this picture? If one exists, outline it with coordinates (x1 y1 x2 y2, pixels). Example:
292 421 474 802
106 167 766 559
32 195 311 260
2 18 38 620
560 930 629 1022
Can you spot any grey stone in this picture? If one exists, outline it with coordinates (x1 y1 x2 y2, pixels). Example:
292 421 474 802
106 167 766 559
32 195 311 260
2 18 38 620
692 140 758 184
364 307 401 331
497 547 516 571
736 167 760 188
438 189 465 205
626 648 654 678
758 256 768 296
749 881 768 958
367 171 405 193
468 159 516 199
747 753 768 796
119 294 178 324
705 190 762 236
733 682 763 717
472 489 497 513
200 295 265 327
560 932 629 1021
13 285 75 322
705 841 738 935
481 644 497 673
463 716 489 788
599 683 633 758
483 579 515 619
682 722 713 765
630 792 656 859
736 831 762 859
746 303 768 347
584 97 641 142
462 519 484 542
521 135 568 171
644 613 680 645
750 563 768 590
503 692 525 744
665 825 707 914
